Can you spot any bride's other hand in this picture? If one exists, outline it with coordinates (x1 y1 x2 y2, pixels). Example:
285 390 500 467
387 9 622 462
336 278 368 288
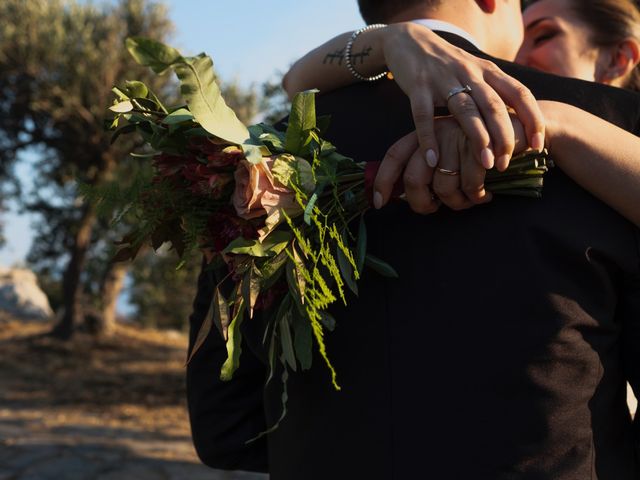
381 23 544 172
374 116 528 213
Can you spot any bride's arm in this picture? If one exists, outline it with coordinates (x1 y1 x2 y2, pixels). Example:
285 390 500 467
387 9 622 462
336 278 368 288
540 100 640 226
284 22 546 171
374 101 640 226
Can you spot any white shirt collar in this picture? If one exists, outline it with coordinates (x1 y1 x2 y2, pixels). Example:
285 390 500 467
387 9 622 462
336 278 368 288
412 19 481 50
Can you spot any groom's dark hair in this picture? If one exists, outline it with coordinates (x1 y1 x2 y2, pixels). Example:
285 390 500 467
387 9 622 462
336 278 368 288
358 0 441 24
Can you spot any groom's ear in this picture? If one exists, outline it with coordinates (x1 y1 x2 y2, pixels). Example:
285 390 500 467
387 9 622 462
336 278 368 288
598 38 640 86
475 0 496 13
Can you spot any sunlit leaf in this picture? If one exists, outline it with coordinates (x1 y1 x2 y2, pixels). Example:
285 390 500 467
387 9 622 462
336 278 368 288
185 296 214 365
242 265 262 319
109 100 134 113
337 246 358 296
278 303 297 372
284 89 318 155
126 37 250 145
224 231 292 257
162 107 193 125
292 310 312 371
213 287 231 341
220 294 245 381
124 80 149 99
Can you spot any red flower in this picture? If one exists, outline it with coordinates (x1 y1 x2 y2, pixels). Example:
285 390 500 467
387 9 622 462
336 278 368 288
187 137 243 169
254 280 288 311
153 153 188 179
205 207 258 253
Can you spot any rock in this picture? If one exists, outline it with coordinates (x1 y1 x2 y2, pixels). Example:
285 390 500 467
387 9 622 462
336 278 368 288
0 267 53 321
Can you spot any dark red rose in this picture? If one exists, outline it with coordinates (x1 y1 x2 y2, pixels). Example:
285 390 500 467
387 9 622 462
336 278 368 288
254 279 288 312
206 207 259 253
187 137 243 169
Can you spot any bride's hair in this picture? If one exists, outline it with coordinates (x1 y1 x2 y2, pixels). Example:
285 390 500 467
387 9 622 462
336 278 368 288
358 0 440 25
525 0 640 91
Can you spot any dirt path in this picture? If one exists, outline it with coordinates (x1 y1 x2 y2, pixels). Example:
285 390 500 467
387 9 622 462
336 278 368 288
0 319 267 480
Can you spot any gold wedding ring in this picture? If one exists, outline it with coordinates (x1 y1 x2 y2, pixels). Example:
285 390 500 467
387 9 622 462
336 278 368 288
437 167 460 176
446 84 473 102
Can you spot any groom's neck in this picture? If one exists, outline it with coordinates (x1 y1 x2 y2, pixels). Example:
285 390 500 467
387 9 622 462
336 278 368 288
386 2 496 56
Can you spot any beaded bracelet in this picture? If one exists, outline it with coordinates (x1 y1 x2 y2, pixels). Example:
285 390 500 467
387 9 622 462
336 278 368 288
344 23 389 82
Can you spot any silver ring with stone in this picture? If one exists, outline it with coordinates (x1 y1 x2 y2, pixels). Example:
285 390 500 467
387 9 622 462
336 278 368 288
446 85 473 102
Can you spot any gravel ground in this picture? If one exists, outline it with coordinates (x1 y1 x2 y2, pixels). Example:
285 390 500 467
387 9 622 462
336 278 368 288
0 319 267 480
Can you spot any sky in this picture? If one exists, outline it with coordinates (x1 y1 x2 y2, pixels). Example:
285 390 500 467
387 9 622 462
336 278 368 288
0 0 364 267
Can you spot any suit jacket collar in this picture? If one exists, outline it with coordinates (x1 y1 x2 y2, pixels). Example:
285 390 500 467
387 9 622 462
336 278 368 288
433 30 482 55
413 19 481 51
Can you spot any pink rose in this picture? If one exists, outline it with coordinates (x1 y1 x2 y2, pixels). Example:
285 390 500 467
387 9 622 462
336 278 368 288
232 158 299 220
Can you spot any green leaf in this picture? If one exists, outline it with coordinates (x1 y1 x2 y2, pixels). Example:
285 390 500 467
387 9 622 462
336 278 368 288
319 311 336 332
259 250 289 290
265 327 277 386
365 254 399 278
292 310 312 371
110 124 137 145
220 295 246 381
129 151 158 158
125 36 183 74
185 298 213 365
303 192 318 226
126 37 250 145
186 286 228 365
285 256 305 316
356 215 367 274
224 231 292 257
109 100 134 113
337 246 358 296
162 107 194 125
112 86 129 101
174 53 249 145
241 144 264 165
125 80 149 99
271 154 315 192
132 97 159 112
212 287 231 341
242 265 262 319
251 123 286 153
247 354 289 443
284 89 318 155
279 306 297 372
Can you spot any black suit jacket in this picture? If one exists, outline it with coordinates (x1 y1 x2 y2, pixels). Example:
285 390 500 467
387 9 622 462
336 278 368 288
187 32 640 479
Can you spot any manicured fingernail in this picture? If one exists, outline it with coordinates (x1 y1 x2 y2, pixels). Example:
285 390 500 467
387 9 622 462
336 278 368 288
426 149 438 168
531 132 544 152
497 154 510 171
480 147 494 169
373 191 383 209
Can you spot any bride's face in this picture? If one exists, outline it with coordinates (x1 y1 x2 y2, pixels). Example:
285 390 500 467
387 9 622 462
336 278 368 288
515 0 601 81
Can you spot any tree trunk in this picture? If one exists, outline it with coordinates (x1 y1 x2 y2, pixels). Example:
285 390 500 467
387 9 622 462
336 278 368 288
50 204 96 340
96 261 128 337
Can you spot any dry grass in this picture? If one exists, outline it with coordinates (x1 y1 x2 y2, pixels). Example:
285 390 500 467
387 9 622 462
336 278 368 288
0 318 193 445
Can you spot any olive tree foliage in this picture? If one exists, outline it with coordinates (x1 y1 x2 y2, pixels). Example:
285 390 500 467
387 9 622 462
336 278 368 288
0 0 175 338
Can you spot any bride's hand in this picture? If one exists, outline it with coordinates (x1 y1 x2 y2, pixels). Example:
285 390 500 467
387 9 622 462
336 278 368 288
374 116 528 213
381 23 545 171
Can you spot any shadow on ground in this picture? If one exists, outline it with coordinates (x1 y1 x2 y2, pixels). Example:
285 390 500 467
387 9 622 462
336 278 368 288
0 319 267 480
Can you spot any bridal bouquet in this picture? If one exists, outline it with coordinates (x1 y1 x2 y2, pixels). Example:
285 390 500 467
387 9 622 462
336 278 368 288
95 37 551 432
